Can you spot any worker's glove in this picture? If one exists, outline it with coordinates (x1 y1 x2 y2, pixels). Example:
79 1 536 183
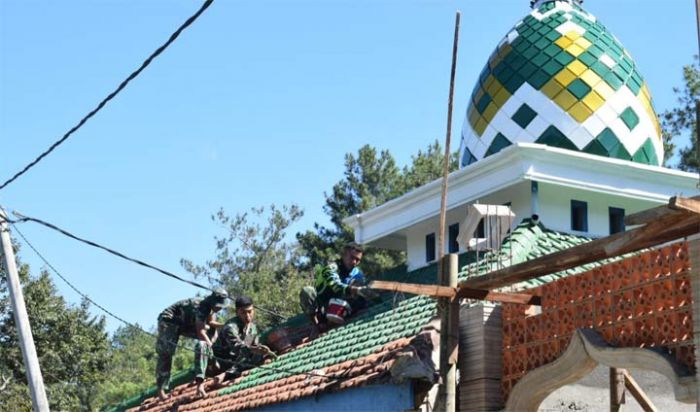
356 286 381 301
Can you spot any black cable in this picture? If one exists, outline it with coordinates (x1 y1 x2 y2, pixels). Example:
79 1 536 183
14 211 215 291
10 224 347 384
13 211 289 321
0 0 214 192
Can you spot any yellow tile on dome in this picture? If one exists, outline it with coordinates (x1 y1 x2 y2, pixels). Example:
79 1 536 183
484 75 495 89
542 78 565 99
554 89 577 110
493 87 511 108
554 68 577 87
580 69 602 88
565 31 581 41
483 102 498 123
555 36 573 49
486 82 501 99
567 60 587 76
567 43 585 57
582 91 605 112
594 81 614 99
475 117 488 136
569 101 594 123
574 37 592 50
468 106 479 126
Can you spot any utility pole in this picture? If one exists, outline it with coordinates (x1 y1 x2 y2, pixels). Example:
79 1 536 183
0 208 50 412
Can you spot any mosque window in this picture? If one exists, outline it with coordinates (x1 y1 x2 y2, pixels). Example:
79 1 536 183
609 207 625 234
571 200 588 232
425 233 436 263
448 223 459 254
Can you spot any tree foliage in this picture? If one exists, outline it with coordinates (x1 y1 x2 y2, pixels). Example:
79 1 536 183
297 140 458 276
181 204 309 329
662 55 700 171
0 248 110 412
95 324 192 408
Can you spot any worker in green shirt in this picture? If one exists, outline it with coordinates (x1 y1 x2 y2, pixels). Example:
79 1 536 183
155 289 227 400
195 295 275 397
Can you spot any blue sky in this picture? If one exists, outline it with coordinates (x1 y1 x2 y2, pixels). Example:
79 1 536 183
0 0 696 333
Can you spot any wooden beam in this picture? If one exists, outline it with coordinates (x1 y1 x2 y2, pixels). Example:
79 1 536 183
625 195 700 226
670 196 700 215
369 280 456 298
457 211 700 295
622 370 658 412
459 287 541 305
368 280 540 305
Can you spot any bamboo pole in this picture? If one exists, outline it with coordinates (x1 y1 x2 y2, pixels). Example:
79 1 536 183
437 11 461 281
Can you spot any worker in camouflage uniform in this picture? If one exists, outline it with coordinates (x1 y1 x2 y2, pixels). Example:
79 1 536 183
155 289 227 400
195 295 274 397
299 242 378 331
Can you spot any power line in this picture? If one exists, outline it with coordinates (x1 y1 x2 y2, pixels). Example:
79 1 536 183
10 223 350 384
0 0 214 192
12 211 289 321
14 211 215 291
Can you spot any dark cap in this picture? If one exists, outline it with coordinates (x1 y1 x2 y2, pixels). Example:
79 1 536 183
206 288 228 308
235 295 254 309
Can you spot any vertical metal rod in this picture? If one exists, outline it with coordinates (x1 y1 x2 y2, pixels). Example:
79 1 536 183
0 208 50 412
437 11 461 281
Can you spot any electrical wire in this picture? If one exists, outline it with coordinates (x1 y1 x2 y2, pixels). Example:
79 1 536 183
0 0 214 192
12 211 289 321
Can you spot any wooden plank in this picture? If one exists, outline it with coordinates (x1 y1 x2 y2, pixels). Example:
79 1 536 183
459 287 541 305
368 280 540 305
457 211 700 295
622 370 658 412
625 195 700 226
670 196 700 215
368 280 456 298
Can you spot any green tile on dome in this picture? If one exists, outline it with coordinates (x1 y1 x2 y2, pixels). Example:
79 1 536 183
609 142 631 160
554 51 575 66
529 69 550 89
461 147 477 167
523 46 539 60
591 61 610 78
542 60 564 76
485 133 513 157
632 138 658 165
476 94 491 113
544 44 561 57
596 128 620 151
504 73 526 94
512 103 537 128
532 52 550 67
582 139 609 157
536 126 578 151
604 72 624 90
519 61 538 78
619 107 640 130
578 52 597 67
567 78 592 100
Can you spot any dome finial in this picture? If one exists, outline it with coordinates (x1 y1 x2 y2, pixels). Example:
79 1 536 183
530 0 583 9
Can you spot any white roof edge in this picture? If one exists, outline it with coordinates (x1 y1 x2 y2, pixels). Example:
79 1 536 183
342 143 699 228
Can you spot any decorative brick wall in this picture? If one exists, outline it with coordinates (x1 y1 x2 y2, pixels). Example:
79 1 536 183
501 242 693 399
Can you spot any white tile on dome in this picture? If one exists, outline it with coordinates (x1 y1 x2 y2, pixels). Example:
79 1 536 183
526 116 549 138
507 30 519 44
557 111 579 136
563 12 573 20
596 104 619 126
555 21 585 36
514 82 537 103
600 54 616 69
493 113 523 141
609 117 633 150
582 112 607 137
558 2 573 12
568 125 596 149
500 95 523 118
515 127 537 144
608 88 635 115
